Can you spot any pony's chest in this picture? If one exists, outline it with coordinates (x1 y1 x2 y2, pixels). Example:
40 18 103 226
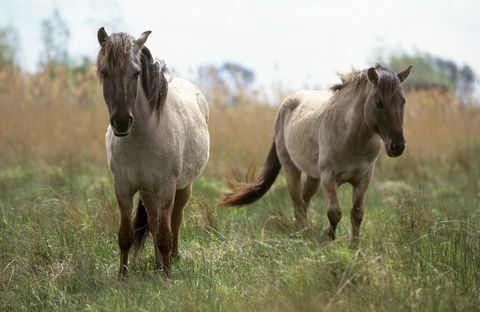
329 140 381 184
107 140 177 192
334 160 374 184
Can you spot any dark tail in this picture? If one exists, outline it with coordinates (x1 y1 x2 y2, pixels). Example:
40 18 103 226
218 141 282 206
132 199 148 254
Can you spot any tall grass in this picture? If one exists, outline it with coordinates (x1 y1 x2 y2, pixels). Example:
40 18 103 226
1 65 479 173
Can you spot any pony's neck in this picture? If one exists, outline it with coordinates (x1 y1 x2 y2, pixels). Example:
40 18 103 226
130 79 156 137
343 87 377 148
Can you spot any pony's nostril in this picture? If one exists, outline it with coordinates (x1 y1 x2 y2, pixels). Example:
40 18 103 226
390 142 405 154
128 116 134 128
110 117 116 128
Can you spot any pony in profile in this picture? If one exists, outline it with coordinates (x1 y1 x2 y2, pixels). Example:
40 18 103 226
220 65 412 245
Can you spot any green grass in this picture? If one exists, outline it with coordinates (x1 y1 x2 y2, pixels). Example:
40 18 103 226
1 160 479 311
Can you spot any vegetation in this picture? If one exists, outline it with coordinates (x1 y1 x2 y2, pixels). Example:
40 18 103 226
0 21 479 311
374 50 477 95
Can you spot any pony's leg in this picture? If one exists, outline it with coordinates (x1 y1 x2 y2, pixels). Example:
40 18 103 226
284 165 309 228
115 188 134 277
351 169 373 247
321 172 341 240
171 184 192 259
274 118 309 227
303 175 320 211
141 190 175 278
276 140 307 227
138 193 160 267
156 191 175 278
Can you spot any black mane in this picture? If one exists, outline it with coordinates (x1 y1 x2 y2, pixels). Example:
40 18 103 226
139 46 168 114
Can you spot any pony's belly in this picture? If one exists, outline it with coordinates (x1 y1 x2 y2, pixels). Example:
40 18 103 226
289 152 321 178
285 138 321 178
284 125 321 178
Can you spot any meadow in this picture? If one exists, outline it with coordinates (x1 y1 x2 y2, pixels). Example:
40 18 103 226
1 66 479 311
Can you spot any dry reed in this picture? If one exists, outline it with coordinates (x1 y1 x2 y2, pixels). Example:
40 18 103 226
1 65 478 178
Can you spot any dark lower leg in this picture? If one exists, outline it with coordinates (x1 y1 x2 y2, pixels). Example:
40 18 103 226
327 207 342 240
350 170 372 246
146 212 162 269
321 173 341 240
118 221 133 276
350 205 364 246
171 185 191 258
117 196 133 277
157 211 173 277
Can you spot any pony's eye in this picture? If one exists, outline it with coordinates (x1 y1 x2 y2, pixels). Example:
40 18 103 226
100 69 109 78
133 71 140 78
375 99 383 109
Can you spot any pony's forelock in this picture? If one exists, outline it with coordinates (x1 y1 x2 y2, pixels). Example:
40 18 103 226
330 65 400 100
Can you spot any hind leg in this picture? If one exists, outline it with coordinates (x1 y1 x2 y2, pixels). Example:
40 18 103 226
171 184 192 259
284 166 307 227
276 138 308 227
114 186 134 277
303 175 320 213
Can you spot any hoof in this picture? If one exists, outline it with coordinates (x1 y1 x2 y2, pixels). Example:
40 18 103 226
156 264 171 279
350 237 360 249
161 268 171 279
118 265 128 278
322 227 336 240
294 218 310 230
172 250 181 262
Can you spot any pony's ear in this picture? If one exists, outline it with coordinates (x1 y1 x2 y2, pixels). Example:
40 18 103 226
367 67 379 85
136 30 152 48
397 64 413 83
97 27 108 46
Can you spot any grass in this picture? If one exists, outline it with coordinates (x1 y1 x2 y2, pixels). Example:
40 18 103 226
1 157 479 311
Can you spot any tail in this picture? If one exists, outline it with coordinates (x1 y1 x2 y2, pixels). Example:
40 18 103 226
132 199 148 254
219 141 282 206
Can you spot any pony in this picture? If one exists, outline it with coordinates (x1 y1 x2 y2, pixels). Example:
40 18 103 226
219 65 412 245
96 27 210 277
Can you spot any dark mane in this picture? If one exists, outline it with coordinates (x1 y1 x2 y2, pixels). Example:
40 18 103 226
139 46 168 114
330 65 400 99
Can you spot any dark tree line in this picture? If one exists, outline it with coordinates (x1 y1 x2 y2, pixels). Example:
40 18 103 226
376 51 477 95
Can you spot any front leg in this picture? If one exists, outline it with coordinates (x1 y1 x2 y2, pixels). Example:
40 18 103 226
141 187 176 278
321 171 341 240
351 168 373 247
114 185 134 277
157 195 175 278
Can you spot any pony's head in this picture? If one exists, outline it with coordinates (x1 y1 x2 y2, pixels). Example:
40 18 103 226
364 65 412 157
96 27 167 137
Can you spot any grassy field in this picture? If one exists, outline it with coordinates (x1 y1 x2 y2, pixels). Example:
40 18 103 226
1 67 480 311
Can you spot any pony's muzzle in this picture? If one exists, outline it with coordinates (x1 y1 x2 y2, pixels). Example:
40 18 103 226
387 141 405 157
110 115 134 137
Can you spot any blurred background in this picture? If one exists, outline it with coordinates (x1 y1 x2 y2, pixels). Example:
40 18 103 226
0 0 479 173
